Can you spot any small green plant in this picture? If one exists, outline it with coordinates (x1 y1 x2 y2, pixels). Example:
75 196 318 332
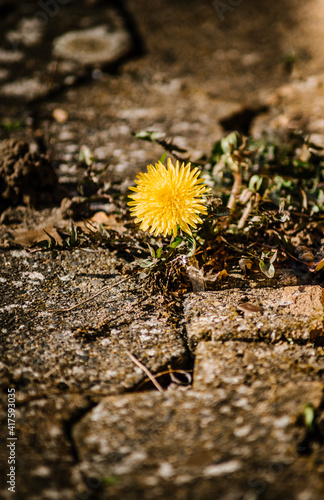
34 128 324 301
136 234 196 273
131 128 324 295
101 476 121 486
303 403 315 432
1 119 22 134
36 220 79 254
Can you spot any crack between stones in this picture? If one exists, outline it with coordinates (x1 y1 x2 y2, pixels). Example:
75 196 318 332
63 397 99 464
112 0 145 63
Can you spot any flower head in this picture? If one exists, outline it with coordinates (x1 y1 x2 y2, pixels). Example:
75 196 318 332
128 158 209 237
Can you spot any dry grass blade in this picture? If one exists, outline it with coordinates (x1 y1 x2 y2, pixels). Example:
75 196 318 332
54 275 134 313
125 350 164 392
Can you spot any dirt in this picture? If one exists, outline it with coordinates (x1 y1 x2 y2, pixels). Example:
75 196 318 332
0 138 59 209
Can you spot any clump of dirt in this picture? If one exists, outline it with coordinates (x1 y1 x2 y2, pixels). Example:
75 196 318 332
60 196 91 220
0 138 59 210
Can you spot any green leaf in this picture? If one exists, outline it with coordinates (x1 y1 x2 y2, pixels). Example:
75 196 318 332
43 229 57 248
136 258 157 268
220 131 242 154
303 403 315 431
248 175 269 195
2 120 21 132
159 152 167 165
156 246 163 259
70 220 78 246
209 139 224 163
274 175 294 190
79 145 94 166
133 130 165 142
147 244 155 259
102 476 120 486
259 260 275 278
169 236 183 249
269 249 278 264
185 233 197 257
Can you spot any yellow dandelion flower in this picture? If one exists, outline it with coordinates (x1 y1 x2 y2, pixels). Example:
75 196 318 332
128 158 210 237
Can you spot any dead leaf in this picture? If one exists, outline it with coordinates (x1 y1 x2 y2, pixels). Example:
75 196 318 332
306 257 324 273
204 268 228 282
78 211 126 234
14 227 63 246
237 302 264 315
239 258 253 275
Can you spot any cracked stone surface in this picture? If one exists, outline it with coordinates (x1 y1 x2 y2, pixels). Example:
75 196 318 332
193 341 324 392
0 249 189 400
70 341 324 500
0 394 90 500
183 286 324 351
0 248 189 500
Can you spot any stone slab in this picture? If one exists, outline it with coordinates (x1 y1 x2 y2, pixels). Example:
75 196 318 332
0 249 188 401
193 340 324 393
3 338 323 499
183 286 324 351
71 346 324 500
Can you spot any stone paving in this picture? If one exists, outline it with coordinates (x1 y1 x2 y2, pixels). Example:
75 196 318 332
1 249 324 499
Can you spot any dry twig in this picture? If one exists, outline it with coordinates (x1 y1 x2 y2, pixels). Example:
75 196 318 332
54 275 135 313
125 350 164 392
